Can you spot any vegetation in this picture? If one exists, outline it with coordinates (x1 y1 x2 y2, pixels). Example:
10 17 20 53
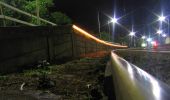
100 31 111 41
23 68 51 77
50 12 72 25
0 0 72 26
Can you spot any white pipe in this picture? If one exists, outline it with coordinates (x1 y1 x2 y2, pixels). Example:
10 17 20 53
0 1 57 26
0 15 36 26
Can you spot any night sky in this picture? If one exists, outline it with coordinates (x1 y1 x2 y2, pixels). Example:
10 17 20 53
54 0 169 35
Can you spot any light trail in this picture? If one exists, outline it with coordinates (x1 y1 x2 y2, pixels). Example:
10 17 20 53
72 25 128 48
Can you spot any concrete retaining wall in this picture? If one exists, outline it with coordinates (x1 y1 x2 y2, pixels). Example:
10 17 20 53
0 26 113 73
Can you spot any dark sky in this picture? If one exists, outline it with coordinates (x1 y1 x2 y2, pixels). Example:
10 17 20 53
54 0 169 34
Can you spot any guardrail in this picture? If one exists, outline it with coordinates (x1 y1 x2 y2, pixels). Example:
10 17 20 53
0 15 36 26
105 51 170 100
0 1 57 26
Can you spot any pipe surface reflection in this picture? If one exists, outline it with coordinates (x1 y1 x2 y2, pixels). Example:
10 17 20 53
108 51 170 100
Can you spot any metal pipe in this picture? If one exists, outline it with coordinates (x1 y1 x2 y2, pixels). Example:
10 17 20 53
106 51 170 100
0 15 36 26
0 1 56 26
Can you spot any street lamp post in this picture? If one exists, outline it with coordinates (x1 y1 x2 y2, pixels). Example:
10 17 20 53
111 17 118 42
168 19 169 37
129 32 135 47
146 37 152 48
108 21 111 41
158 15 169 44
97 11 101 38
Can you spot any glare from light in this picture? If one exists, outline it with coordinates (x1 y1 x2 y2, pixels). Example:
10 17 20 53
162 34 167 37
158 16 166 22
141 43 147 47
129 32 135 36
157 30 163 34
72 25 128 48
127 62 134 79
141 36 146 39
147 38 152 42
135 65 161 100
151 41 156 45
111 17 118 23
151 79 161 99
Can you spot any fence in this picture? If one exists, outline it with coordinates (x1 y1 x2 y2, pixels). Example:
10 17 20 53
0 25 123 73
0 1 56 26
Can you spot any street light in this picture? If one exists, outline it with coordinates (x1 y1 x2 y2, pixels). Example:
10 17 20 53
141 36 146 39
129 32 135 36
158 14 169 38
129 31 135 47
158 16 166 22
141 43 147 47
157 30 163 34
151 41 156 45
107 17 118 42
147 38 152 42
162 33 167 37
110 17 118 42
111 17 118 23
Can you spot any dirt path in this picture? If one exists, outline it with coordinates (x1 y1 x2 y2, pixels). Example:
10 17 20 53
0 52 109 99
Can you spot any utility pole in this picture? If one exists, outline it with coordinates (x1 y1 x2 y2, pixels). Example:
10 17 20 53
36 0 40 25
97 11 101 38
0 4 6 26
168 19 169 37
108 21 111 41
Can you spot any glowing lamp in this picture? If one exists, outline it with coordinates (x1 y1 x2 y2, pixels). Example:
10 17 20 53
142 36 146 39
129 32 135 36
111 18 118 23
157 30 163 34
158 16 166 22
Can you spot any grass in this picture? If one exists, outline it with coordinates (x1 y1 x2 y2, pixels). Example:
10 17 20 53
23 67 52 77
0 76 8 81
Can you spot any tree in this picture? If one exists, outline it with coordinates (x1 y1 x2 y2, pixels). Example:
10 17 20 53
1 0 72 26
24 0 72 25
24 0 53 18
100 31 110 41
24 0 53 24
50 12 72 25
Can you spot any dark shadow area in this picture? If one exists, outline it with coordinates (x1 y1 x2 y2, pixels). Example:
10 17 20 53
104 75 116 100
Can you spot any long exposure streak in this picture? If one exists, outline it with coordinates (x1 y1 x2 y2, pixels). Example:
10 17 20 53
72 25 128 48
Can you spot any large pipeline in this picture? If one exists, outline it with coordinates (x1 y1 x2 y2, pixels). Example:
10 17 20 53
105 51 170 100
